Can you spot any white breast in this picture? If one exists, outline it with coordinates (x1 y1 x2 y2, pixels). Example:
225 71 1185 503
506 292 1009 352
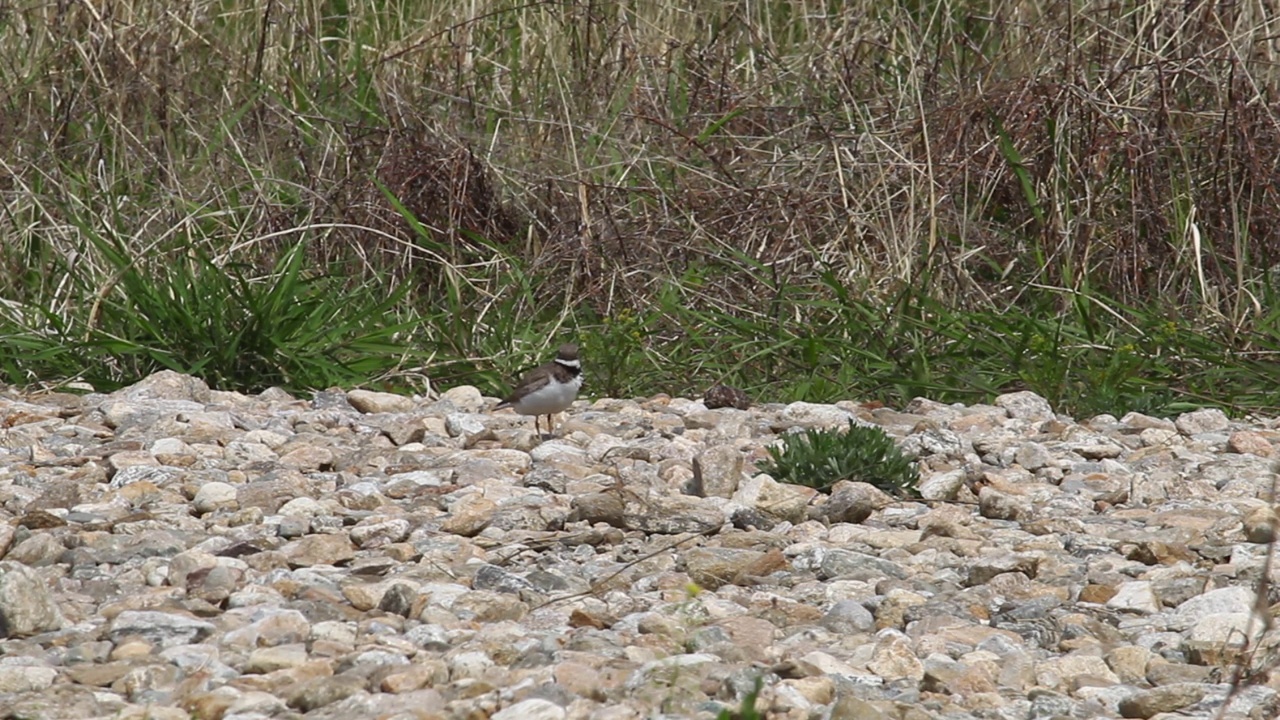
514 375 582 415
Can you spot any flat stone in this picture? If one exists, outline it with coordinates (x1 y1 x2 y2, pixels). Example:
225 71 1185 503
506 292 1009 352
1228 430 1273 456
0 665 59 693
1118 683 1208 719
684 547 772 589
281 533 355 567
347 389 414 414
1106 581 1161 614
1174 408 1229 435
492 698 566 720
106 610 215 648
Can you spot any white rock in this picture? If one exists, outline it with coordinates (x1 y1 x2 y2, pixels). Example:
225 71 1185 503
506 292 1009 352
492 699 566 720
779 401 856 428
1107 581 1161 614
347 388 415 413
441 385 485 413
995 391 1055 421
0 665 58 693
278 497 324 517
193 481 239 514
1175 408 1230 435
1175 587 1256 624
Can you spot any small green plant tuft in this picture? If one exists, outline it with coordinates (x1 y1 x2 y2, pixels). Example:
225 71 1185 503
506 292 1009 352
759 421 920 496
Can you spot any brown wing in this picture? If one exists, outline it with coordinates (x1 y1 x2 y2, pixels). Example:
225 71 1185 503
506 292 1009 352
497 367 552 407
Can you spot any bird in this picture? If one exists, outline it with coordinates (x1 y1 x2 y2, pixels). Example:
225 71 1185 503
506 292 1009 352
494 343 582 437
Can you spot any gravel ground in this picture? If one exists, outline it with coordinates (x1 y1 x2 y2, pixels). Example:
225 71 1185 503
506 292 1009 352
0 370 1278 720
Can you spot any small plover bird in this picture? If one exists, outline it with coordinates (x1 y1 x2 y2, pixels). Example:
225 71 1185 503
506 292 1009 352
494 343 582 437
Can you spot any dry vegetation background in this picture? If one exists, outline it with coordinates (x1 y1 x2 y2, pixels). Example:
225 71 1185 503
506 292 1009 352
2 0 1280 416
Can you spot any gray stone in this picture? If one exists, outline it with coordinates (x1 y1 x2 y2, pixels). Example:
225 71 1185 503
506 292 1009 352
1015 442 1055 470
695 445 747 498
5 533 65 567
919 468 966 500
0 561 65 636
1174 586 1256 623
821 599 875 633
0 664 59 693
106 610 215 648
1174 408 1230 435
995 391 1055 421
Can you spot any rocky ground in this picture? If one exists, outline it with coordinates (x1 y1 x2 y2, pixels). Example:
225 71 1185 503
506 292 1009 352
1 370 1279 720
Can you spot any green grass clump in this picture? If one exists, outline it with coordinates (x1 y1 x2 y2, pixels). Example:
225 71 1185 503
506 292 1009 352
0 237 426 394
759 421 920 496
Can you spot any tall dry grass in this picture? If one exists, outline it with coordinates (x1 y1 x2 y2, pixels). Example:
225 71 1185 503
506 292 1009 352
2 0 1279 410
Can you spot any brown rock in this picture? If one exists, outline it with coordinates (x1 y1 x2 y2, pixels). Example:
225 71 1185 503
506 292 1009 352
716 615 777 655
281 534 355 568
287 674 366 712
440 495 497 537
64 662 134 687
570 491 625 527
381 660 448 693
17 510 66 529
694 445 747 498
816 481 893 524
978 487 1031 521
1125 540 1195 565
1228 430 1273 456
1118 683 1207 718
684 547 774 589
1079 584 1118 604
867 632 924 680
1243 506 1278 544
704 384 751 410
568 608 610 629
1145 659 1212 686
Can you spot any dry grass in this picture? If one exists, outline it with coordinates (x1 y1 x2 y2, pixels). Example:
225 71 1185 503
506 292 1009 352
2 0 1280 408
